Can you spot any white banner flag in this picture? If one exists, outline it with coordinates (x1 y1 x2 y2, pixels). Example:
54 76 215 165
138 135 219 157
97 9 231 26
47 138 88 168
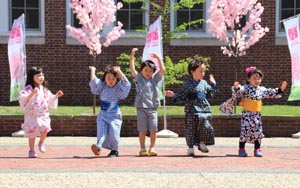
283 16 300 101
8 14 26 101
142 16 163 72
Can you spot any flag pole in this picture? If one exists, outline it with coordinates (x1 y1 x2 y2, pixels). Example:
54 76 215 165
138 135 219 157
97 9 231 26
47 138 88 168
156 78 178 138
155 16 178 138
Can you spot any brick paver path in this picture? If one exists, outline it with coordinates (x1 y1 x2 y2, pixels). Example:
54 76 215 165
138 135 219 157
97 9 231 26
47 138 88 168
1 145 299 172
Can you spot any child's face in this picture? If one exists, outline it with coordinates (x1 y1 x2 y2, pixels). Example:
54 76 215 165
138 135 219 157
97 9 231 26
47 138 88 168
248 73 262 87
105 73 117 87
191 64 206 81
34 73 44 86
141 66 155 79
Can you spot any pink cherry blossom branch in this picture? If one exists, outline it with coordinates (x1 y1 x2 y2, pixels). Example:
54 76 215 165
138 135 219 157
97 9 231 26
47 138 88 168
207 0 269 58
66 0 125 56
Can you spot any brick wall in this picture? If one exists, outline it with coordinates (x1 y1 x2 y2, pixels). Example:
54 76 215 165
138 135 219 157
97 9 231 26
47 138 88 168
1 0 300 106
0 115 299 137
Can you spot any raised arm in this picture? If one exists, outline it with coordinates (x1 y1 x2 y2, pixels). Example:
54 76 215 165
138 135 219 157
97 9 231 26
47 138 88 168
89 66 96 81
113 66 125 80
151 53 165 76
130 48 138 78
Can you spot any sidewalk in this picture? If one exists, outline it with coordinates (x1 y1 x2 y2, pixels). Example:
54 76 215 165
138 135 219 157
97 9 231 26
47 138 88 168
0 137 299 188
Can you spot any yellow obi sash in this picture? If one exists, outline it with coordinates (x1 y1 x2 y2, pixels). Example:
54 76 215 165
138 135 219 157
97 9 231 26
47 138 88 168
239 99 262 112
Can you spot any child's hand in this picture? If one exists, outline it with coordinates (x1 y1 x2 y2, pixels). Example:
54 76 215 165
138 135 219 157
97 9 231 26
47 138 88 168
32 87 39 94
280 81 287 92
209 74 216 84
233 81 239 89
164 90 174 97
89 66 96 72
56 90 64 98
131 48 138 56
113 66 121 73
150 53 159 59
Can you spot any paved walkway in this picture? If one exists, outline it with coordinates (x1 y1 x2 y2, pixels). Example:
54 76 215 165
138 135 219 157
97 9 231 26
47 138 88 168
0 137 299 188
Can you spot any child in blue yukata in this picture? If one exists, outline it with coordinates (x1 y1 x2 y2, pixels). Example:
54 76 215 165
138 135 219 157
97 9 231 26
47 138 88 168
130 48 165 156
89 65 131 157
165 56 216 156
230 66 287 157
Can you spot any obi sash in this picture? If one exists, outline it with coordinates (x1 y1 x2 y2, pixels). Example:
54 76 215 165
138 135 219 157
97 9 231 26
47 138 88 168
239 98 262 112
100 101 118 112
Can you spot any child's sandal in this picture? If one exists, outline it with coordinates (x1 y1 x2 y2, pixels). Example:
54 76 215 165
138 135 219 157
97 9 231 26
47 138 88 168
148 148 157 156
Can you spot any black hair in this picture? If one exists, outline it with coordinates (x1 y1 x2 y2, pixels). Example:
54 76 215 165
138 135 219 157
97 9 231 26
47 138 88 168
246 69 264 84
188 55 208 75
140 60 156 73
26 67 46 89
101 64 119 83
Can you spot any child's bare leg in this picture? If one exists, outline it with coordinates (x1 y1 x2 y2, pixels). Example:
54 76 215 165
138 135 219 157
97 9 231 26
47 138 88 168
29 137 35 151
149 130 156 149
139 131 147 149
39 131 47 143
38 131 47 153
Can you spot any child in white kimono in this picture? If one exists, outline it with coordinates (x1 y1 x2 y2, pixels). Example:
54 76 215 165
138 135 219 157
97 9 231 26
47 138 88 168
19 67 64 158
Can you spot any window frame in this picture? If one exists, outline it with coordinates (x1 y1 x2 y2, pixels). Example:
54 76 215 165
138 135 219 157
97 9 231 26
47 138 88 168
0 0 45 44
66 0 149 46
275 0 298 45
170 0 223 46
173 1 206 32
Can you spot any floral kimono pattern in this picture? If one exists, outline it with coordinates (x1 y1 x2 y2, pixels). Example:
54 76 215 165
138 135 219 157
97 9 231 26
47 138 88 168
19 85 58 138
232 84 281 144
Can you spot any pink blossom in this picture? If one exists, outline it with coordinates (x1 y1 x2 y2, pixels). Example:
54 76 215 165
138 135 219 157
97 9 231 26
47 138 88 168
207 0 269 58
66 0 125 56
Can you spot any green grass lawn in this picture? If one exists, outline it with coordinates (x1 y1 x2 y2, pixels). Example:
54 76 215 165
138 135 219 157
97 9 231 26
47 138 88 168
0 105 299 116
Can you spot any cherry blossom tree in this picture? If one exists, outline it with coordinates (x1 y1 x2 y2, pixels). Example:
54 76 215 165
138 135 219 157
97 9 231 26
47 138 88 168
207 0 269 113
66 0 125 114
66 0 125 57
207 0 269 58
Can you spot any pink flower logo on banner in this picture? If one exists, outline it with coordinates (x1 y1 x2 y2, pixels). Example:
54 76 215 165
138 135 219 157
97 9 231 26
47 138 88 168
145 28 159 48
146 28 159 43
9 25 21 39
288 26 298 40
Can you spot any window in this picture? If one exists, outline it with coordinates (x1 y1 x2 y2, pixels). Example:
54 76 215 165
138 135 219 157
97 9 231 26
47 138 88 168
10 0 40 31
116 0 145 31
0 0 44 44
278 0 300 32
66 0 148 46
175 1 205 32
71 11 82 28
170 0 224 46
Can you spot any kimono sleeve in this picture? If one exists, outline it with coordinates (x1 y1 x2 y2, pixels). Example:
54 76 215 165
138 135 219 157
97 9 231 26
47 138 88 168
153 73 162 84
206 81 216 98
173 80 190 102
47 90 58 109
89 76 104 95
262 87 282 98
116 76 131 100
18 85 34 110
232 85 245 99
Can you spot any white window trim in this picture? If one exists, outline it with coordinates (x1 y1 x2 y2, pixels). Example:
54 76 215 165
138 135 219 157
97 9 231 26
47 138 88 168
275 0 288 45
170 0 222 46
0 0 45 44
66 0 149 46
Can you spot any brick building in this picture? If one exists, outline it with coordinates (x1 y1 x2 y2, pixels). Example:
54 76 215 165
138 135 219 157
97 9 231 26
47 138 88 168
0 0 299 106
